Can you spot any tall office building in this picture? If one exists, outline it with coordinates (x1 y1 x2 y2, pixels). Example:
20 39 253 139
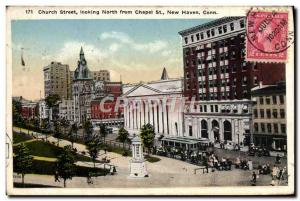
43 62 72 99
179 17 285 148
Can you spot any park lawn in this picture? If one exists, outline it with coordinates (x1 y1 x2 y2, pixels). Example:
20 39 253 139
100 144 132 156
13 132 33 144
145 155 161 163
13 159 109 177
14 140 96 162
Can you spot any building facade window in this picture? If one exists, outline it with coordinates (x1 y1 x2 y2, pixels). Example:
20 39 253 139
279 95 284 104
272 95 277 104
254 109 258 118
281 124 286 134
204 105 207 112
259 97 264 104
254 123 258 132
280 109 285 118
274 124 278 133
266 97 271 104
184 37 188 44
267 123 272 133
273 109 278 118
223 120 232 141
189 125 193 136
201 120 208 138
261 123 265 132
230 22 234 31
266 109 271 118
240 19 245 28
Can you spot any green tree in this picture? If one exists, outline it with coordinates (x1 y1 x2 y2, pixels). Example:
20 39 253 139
12 99 22 126
85 138 101 168
56 145 76 187
60 118 70 136
100 124 108 144
14 143 33 187
53 120 62 146
17 116 25 134
140 123 155 154
117 127 129 149
83 120 93 141
45 94 60 122
68 123 78 149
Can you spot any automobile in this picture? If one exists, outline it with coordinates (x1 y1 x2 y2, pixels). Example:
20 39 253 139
248 145 270 157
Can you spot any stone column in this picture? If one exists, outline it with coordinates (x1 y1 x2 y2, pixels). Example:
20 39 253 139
193 117 197 138
140 100 145 128
129 102 132 129
149 101 154 129
197 118 201 138
207 118 213 142
219 118 224 142
198 118 202 138
137 101 141 129
153 102 159 133
144 100 148 124
162 99 168 135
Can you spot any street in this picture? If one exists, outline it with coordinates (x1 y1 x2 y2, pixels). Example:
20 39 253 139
13 127 288 188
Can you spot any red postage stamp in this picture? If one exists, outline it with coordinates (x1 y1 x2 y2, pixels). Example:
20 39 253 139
246 10 290 62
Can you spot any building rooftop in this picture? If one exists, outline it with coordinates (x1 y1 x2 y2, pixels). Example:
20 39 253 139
178 17 244 36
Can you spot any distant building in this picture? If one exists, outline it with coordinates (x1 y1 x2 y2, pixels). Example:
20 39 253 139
21 101 38 120
70 70 110 83
43 61 72 99
38 99 49 120
251 82 286 151
91 70 110 82
72 47 94 124
90 82 123 126
104 82 122 98
58 99 74 123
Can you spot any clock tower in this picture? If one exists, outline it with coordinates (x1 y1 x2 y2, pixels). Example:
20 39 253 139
72 47 94 124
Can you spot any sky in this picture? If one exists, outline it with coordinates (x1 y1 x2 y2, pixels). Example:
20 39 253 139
11 19 211 100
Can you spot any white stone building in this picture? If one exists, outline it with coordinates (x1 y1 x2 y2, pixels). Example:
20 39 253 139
58 99 74 123
122 68 184 139
38 99 49 121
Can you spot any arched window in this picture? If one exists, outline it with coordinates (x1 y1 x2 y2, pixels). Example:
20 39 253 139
201 120 208 138
212 120 220 141
223 120 232 141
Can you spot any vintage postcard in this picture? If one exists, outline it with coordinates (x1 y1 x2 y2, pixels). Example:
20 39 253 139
6 6 295 196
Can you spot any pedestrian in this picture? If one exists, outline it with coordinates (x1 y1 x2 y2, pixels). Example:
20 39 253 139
276 154 281 164
272 165 278 180
54 170 60 182
251 171 257 186
87 172 93 184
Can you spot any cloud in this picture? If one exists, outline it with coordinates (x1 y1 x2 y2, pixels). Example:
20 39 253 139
100 31 132 44
162 50 172 57
109 43 121 52
41 41 110 70
100 31 168 53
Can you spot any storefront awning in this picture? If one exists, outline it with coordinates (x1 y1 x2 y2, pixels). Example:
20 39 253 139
161 136 210 145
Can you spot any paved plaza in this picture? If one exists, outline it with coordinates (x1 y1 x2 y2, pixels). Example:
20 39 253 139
13 127 288 188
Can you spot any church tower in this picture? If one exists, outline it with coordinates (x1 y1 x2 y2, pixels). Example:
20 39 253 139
160 67 169 80
72 47 94 124
74 47 92 80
